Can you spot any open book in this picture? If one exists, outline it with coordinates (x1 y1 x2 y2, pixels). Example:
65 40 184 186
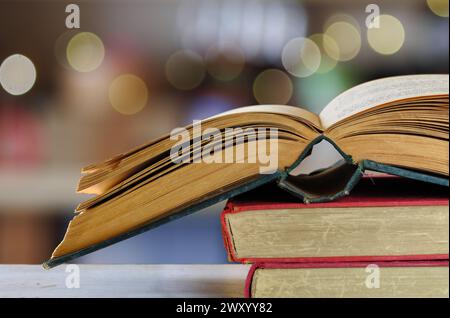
44 74 449 268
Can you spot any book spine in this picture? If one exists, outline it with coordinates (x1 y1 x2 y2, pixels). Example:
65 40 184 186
220 201 236 263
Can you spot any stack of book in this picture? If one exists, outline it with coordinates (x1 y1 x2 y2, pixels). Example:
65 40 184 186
221 177 449 297
43 74 449 297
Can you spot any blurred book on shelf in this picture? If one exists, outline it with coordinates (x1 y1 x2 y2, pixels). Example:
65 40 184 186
0 213 58 264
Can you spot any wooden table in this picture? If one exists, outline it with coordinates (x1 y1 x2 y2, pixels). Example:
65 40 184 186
0 264 250 298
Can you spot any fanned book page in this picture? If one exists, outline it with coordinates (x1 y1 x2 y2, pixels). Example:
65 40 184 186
320 74 449 128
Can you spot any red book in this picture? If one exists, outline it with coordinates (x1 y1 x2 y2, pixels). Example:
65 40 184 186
221 177 449 264
245 260 450 298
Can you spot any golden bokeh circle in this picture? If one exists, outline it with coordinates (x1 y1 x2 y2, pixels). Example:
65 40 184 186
165 50 206 90
367 15 405 55
427 0 449 17
66 32 105 72
324 21 361 61
205 45 245 81
109 74 148 115
253 69 293 105
281 37 321 78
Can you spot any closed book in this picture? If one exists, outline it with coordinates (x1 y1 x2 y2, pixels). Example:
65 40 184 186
222 177 449 263
245 260 449 298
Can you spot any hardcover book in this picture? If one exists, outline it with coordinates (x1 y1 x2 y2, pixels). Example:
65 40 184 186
245 261 449 298
44 74 449 268
222 177 449 263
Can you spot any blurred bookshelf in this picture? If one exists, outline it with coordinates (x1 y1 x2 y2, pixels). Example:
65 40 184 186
0 0 448 265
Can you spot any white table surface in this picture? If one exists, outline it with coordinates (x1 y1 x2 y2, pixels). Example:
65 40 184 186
0 264 250 298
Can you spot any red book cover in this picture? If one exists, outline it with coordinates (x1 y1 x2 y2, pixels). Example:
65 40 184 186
244 260 450 298
221 177 449 264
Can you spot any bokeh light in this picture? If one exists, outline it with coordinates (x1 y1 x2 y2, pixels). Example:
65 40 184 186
309 34 339 74
324 20 361 61
324 13 361 32
0 54 37 96
253 69 293 105
66 32 105 72
367 15 405 55
109 74 148 115
281 37 321 78
54 30 78 69
165 50 206 90
427 0 449 17
205 44 245 81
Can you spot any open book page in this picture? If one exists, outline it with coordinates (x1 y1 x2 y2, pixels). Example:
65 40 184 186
319 74 449 129
209 105 322 129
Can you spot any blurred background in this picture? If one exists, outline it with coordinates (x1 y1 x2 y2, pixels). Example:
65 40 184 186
0 0 448 264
